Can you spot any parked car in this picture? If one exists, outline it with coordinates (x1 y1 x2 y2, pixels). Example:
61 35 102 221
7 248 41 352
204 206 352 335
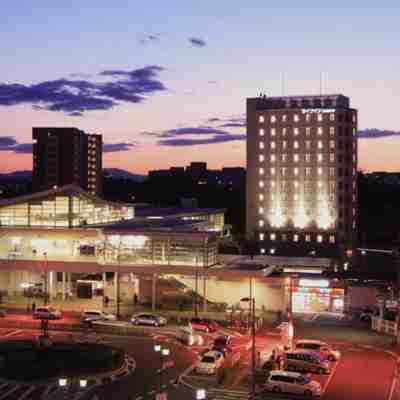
295 340 341 362
81 310 117 323
33 306 62 320
189 317 219 333
177 327 204 346
212 335 233 356
263 370 322 397
196 350 224 375
284 350 330 375
130 313 167 327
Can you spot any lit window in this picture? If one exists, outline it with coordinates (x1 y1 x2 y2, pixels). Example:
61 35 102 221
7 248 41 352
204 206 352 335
317 234 323 243
259 167 264 175
293 154 299 162
282 114 287 122
317 167 323 176
294 180 299 188
270 193 275 200
293 193 299 201
294 167 299 176
281 180 287 190
259 181 264 188
329 140 335 149
329 181 336 192
271 115 276 123
305 127 311 137
294 128 299 136
259 233 265 240
293 234 299 242
270 154 276 162
329 113 335 121
317 141 323 149
353 168 356 176
270 233 276 241
305 234 311 242
305 140 311 150
329 235 335 244
259 141 265 149
281 154 287 162
271 128 276 136
259 128 265 136
353 208 356 216
317 154 323 162
271 181 276 188
329 127 335 136
329 153 335 162
281 167 287 177
271 167 276 175
294 141 299 149
305 167 311 177
259 115 265 123
294 114 299 122
271 141 276 149
260 248 266 254
259 155 265 162
317 127 323 136
305 154 311 162
259 194 264 201
259 220 264 227
317 181 322 188
353 128 356 136
282 128 287 137
259 207 264 214
317 113 323 122
306 114 311 122
281 234 287 241
282 140 287 149
329 167 335 177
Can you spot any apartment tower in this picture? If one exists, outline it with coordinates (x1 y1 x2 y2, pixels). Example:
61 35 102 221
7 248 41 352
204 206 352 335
32 127 102 196
246 94 357 256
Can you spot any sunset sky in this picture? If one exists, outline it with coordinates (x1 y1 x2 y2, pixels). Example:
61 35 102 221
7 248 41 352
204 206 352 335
1 1 400 174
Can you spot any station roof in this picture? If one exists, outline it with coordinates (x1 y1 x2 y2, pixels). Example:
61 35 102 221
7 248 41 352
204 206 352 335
134 206 226 218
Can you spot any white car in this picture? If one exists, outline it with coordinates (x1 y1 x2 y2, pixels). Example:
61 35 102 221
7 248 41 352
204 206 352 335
295 339 341 362
263 371 322 397
33 306 62 320
130 313 167 327
81 310 117 323
177 327 204 346
196 350 224 375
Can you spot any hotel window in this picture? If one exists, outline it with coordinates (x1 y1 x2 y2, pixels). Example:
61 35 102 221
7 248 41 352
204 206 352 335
329 140 335 149
306 114 311 122
329 235 335 244
305 153 311 162
294 167 299 176
305 140 311 150
293 193 299 201
305 234 311 242
294 180 299 189
317 113 323 122
305 167 311 177
329 193 335 201
329 153 335 162
281 167 287 177
259 115 265 123
282 128 287 137
305 127 311 137
329 113 335 121
271 181 276 188
270 193 275 201
317 154 323 162
259 155 265 162
293 154 299 162
353 208 356 216
281 180 287 191
294 128 299 136
317 234 323 243
271 115 276 123
282 114 287 122
293 234 299 242
282 140 287 149
259 181 264 188
259 128 265 136
259 194 264 201
353 128 357 136
317 140 323 149
259 141 265 149
271 141 276 149
329 127 335 136
294 114 299 122
317 181 322 188
281 154 287 162
329 167 335 177
271 128 276 136
259 167 264 175
259 220 264 227
259 233 264 240
270 167 276 176
259 207 264 215
270 233 276 241
294 141 299 149
317 167 323 176
353 168 356 176
317 127 323 135
270 154 276 162
329 181 336 192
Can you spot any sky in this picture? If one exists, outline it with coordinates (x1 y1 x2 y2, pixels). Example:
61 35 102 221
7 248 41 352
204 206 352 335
1 0 400 174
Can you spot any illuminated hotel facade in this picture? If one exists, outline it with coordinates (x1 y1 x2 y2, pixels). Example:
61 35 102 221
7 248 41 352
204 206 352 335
246 94 358 256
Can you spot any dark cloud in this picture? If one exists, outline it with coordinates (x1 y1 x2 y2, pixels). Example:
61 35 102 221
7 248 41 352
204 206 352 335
138 34 160 45
159 134 246 147
0 66 166 116
207 117 221 122
189 37 207 47
13 143 33 154
158 127 234 138
0 136 17 148
218 122 246 128
103 142 136 153
358 129 400 139
206 114 246 128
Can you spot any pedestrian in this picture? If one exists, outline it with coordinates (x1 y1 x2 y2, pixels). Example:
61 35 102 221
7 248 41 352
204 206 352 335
32 302 36 313
104 296 109 307
134 293 138 305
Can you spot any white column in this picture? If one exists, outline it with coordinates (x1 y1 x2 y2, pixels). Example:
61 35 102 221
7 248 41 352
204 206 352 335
62 272 66 301
203 274 207 313
114 272 118 303
49 271 54 301
102 272 106 309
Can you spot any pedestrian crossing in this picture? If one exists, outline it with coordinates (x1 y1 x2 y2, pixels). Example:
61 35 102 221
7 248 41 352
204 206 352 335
206 388 250 400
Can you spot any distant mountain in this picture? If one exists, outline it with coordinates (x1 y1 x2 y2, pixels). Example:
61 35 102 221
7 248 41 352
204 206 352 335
0 171 32 180
103 168 147 182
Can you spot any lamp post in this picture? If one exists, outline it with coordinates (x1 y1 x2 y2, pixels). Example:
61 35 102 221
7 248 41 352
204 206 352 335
154 345 170 395
241 296 256 400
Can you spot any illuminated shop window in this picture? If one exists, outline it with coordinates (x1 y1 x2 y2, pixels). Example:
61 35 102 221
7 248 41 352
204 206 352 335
317 234 323 243
329 235 335 244
305 234 311 242
259 233 265 240
293 234 299 242
270 233 276 241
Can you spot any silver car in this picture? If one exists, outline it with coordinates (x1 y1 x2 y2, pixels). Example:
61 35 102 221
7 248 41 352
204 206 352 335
130 313 167 327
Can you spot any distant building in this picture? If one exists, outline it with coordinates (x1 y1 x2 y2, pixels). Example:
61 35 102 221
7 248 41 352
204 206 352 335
222 167 246 187
32 127 102 196
186 162 207 181
246 94 358 256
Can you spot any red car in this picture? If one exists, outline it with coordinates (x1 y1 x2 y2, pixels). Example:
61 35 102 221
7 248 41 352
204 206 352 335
189 317 219 333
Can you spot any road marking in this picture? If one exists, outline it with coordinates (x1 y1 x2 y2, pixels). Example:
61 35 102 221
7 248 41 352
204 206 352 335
322 359 340 395
0 385 19 400
2 330 22 337
387 374 398 400
18 386 36 400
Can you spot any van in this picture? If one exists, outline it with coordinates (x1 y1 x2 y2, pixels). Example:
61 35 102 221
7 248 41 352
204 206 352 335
284 350 330 374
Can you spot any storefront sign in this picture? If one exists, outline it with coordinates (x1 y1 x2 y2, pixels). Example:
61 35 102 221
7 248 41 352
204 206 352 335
299 279 329 288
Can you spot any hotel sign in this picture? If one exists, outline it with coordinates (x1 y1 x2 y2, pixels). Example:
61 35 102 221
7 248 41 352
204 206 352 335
301 109 335 114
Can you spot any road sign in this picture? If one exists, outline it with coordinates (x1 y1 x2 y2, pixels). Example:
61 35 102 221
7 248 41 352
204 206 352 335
162 360 175 369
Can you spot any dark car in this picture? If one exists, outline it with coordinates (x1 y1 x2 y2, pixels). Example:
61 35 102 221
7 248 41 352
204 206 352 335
212 335 233 356
189 317 219 333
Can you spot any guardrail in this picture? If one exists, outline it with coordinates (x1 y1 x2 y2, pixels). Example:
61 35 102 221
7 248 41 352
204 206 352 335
371 316 397 336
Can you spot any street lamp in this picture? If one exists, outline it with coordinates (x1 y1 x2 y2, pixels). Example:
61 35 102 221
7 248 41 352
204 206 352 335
240 296 256 400
154 345 170 394
58 378 68 388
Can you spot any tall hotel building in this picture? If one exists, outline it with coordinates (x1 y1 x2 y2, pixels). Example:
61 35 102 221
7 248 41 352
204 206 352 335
246 95 357 256
33 127 102 196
